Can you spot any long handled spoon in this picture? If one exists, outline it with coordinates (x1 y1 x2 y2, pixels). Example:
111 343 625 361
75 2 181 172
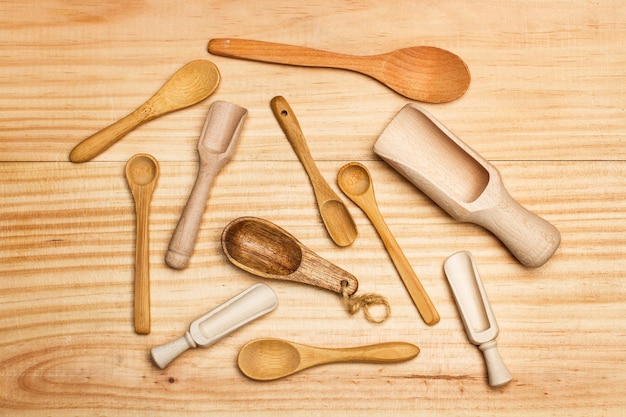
125 154 159 334
374 104 560 267
208 39 470 103
165 101 248 269
337 162 439 325
70 60 221 163
237 338 419 381
270 96 357 247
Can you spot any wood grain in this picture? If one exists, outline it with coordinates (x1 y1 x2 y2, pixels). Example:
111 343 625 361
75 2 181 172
1 1 625 416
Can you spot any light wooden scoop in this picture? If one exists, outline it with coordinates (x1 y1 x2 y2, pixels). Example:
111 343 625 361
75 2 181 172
165 101 248 269
337 162 439 326
125 154 159 335
270 96 357 247
444 251 512 387
238 338 419 381
70 60 220 163
374 104 560 268
208 39 470 103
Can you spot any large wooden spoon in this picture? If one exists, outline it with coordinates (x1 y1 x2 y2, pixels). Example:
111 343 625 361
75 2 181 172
125 154 159 334
70 60 221 163
237 338 419 381
270 96 357 247
337 162 439 326
208 39 470 103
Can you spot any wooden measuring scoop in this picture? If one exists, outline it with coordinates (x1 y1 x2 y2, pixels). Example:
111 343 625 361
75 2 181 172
270 96 357 247
338 162 439 326
374 104 560 268
165 101 247 269
70 60 220 163
125 154 159 334
237 338 419 381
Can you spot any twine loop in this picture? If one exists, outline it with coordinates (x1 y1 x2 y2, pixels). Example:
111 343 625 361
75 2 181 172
341 280 390 324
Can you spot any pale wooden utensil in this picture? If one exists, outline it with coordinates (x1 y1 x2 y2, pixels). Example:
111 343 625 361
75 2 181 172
150 283 278 369
208 39 470 103
237 338 419 381
270 96 357 247
165 101 248 270
443 251 512 388
125 154 159 335
70 60 220 163
337 162 439 326
374 104 561 267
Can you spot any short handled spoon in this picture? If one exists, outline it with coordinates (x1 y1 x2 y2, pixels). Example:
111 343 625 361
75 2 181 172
70 60 221 163
237 338 420 381
125 154 159 335
337 162 439 326
208 39 470 103
270 96 357 247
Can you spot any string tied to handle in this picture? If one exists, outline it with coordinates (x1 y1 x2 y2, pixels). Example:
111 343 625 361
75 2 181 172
341 280 390 324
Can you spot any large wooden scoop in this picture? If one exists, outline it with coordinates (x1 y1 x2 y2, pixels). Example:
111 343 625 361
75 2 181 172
374 104 560 268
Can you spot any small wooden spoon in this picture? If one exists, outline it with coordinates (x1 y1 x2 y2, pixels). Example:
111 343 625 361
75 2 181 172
237 338 420 381
337 162 439 326
270 96 357 247
208 39 470 103
70 60 221 163
125 153 159 335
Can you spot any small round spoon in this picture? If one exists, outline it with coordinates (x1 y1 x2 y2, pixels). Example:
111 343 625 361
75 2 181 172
70 60 221 163
125 153 159 334
237 338 419 381
208 39 470 103
270 96 357 246
337 162 439 326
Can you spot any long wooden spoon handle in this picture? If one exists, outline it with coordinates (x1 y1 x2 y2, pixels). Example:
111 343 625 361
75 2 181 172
208 39 357 69
331 342 420 363
134 190 152 335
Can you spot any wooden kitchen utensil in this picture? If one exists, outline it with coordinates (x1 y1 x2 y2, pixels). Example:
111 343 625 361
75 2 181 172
237 338 419 381
70 60 220 163
221 217 389 323
208 39 470 103
125 154 159 335
374 104 560 267
443 251 512 388
337 162 439 326
270 96 357 247
165 101 248 270
150 283 278 369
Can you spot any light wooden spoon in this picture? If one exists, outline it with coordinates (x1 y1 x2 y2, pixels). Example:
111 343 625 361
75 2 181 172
337 162 439 326
270 96 357 247
208 38 470 103
70 60 220 163
237 338 420 381
125 154 159 335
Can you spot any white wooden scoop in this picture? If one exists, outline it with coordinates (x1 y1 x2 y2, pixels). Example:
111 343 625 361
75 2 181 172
165 101 248 269
443 251 512 388
150 283 278 369
374 104 560 268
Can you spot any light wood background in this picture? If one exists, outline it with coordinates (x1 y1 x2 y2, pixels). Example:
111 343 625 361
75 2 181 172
1 1 625 416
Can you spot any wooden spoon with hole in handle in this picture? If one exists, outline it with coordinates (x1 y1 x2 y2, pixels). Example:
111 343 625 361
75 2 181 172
208 39 470 103
237 338 420 381
270 96 357 247
125 154 159 335
337 162 439 326
70 60 220 163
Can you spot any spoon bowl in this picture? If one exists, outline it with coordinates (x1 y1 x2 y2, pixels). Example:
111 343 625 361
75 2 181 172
237 338 420 381
125 154 160 334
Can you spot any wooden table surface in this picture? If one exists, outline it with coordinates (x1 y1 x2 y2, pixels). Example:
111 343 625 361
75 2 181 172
1 1 625 415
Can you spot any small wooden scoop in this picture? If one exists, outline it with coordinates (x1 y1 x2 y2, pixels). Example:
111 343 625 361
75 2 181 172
165 101 248 269
444 251 512 387
374 104 560 268
237 338 419 381
70 60 220 163
208 39 470 103
338 162 439 326
270 96 357 247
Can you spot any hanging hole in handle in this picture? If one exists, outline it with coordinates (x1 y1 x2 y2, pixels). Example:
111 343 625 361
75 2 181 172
281 110 288 117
